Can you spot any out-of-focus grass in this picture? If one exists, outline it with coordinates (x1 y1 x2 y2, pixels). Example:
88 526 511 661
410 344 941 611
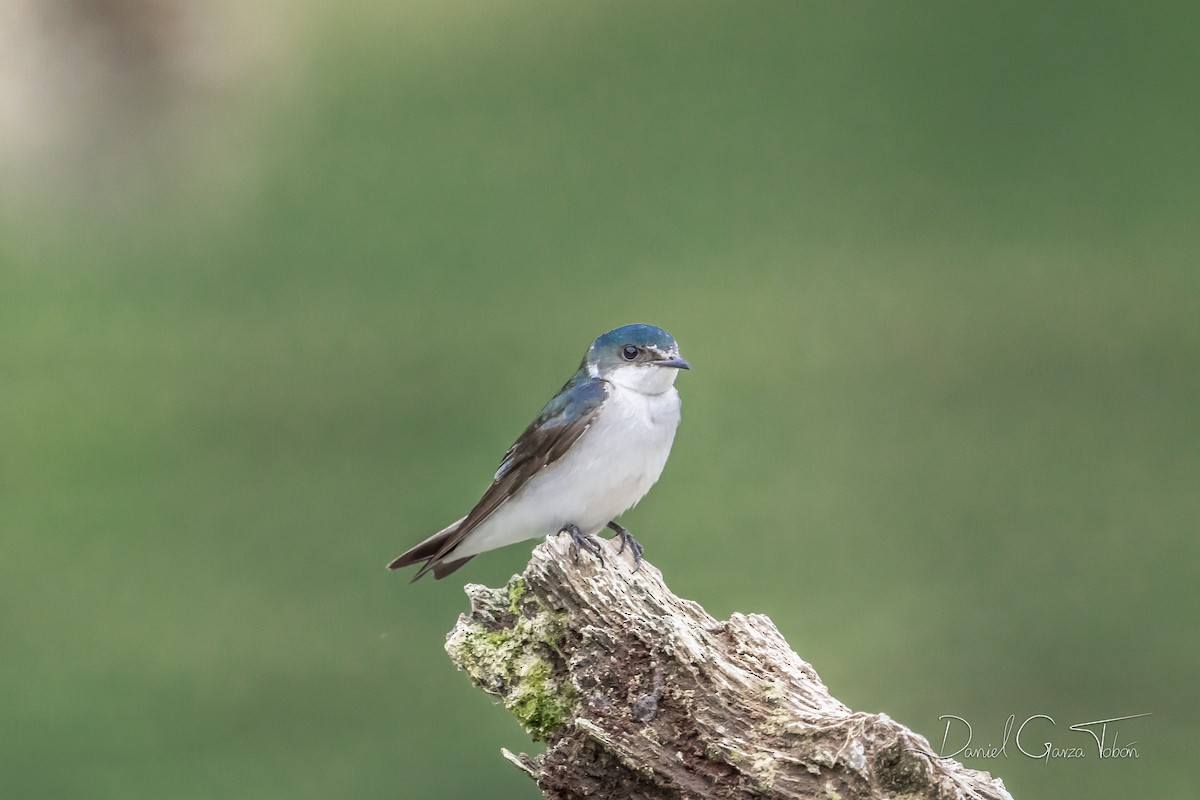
2 2 1196 798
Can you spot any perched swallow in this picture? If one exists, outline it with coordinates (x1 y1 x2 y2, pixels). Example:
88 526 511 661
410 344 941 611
389 323 689 581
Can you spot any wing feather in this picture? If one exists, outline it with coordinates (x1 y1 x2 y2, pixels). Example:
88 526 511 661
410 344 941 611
410 374 609 580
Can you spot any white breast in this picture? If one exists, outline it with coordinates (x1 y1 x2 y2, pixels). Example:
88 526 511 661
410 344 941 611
452 383 682 559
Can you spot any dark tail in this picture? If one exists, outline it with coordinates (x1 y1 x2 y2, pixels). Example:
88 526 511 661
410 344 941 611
387 517 474 581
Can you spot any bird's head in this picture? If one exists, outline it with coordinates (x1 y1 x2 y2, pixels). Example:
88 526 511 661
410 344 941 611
582 323 690 394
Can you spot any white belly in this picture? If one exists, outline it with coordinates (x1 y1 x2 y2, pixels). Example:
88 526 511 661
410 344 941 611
453 384 682 559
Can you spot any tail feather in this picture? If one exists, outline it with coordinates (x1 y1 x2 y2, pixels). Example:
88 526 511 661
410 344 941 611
387 516 471 581
430 556 474 580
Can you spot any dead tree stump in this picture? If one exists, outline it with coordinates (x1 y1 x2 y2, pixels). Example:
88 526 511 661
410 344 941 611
444 536 1012 800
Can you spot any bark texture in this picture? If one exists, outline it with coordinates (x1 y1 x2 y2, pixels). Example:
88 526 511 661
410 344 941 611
445 536 1013 800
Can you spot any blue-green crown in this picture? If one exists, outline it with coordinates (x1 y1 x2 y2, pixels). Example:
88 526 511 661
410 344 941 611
583 324 680 371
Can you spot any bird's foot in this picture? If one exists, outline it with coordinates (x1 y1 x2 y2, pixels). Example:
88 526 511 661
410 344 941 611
606 521 644 572
558 524 604 566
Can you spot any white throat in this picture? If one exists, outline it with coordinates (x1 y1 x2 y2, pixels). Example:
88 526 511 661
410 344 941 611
604 363 680 395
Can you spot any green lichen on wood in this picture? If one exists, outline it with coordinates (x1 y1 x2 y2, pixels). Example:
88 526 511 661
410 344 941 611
506 577 527 613
507 657 576 739
445 577 577 742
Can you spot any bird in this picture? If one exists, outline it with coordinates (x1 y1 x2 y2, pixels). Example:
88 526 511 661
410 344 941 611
388 323 690 581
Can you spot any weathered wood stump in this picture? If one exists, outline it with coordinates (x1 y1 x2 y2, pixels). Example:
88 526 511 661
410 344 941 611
445 535 1012 800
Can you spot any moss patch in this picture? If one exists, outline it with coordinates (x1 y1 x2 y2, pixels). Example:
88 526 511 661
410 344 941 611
506 577 527 614
446 577 577 742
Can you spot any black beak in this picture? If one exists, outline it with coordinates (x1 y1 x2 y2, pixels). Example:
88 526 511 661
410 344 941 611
656 356 691 370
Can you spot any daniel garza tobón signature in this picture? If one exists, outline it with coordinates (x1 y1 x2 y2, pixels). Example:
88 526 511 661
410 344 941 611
929 713 1149 765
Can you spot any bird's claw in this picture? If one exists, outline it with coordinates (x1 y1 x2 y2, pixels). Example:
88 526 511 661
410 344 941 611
606 521 644 572
558 524 604 566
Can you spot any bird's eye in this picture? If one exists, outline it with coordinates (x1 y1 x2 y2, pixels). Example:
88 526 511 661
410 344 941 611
621 344 639 361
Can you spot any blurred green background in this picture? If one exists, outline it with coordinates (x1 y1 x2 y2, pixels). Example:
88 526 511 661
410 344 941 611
2 2 1196 798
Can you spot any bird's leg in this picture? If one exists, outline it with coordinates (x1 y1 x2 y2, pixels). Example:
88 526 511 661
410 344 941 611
606 520 644 572
558 523 604 565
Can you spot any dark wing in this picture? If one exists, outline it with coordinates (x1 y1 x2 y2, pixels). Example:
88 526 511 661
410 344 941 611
408 374 609 580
